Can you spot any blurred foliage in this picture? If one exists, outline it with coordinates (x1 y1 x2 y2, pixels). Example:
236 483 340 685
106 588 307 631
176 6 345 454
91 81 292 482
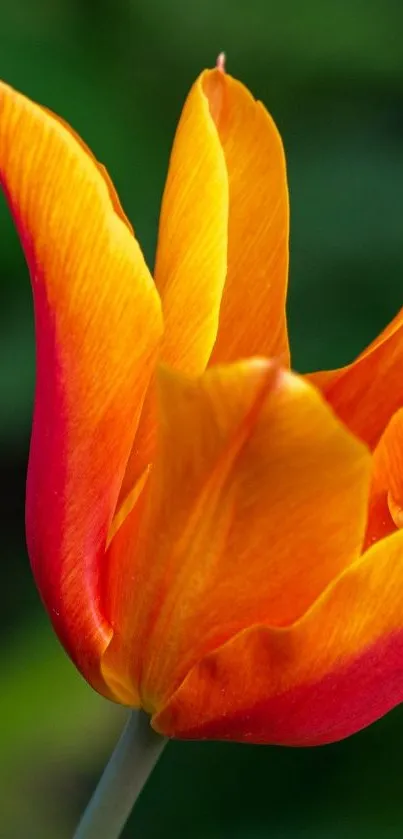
1 0 403 837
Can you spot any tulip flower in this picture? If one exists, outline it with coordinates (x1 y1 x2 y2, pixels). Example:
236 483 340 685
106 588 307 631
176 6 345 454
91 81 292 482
2 61 403 775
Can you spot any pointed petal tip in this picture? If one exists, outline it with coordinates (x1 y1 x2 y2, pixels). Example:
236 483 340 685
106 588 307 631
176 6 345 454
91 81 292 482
216 52 226 72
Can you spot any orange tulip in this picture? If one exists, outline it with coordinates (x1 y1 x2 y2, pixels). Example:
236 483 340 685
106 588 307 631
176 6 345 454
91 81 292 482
1 64 403 748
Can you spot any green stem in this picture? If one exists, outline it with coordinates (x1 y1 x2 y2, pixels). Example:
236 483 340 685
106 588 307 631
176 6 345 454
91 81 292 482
73 709 167 839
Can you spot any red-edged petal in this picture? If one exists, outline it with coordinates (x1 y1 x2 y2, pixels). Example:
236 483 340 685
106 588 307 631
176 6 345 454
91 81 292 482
101 360 369 709
154 530 403 745
0 82 162 693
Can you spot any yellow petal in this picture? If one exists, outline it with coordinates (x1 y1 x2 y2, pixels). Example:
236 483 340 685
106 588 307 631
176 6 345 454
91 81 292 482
154 71 228 373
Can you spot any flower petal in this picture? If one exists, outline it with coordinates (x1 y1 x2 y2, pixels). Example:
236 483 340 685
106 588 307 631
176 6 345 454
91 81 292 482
310 307 403 448
101 360 370 709
154 530 403 745
154 71 228 373
117 67 290 508
375 409 403 528
154 67 290 372
205 68 290 367
115 68 230 509
364 409 403 547
0 82 162 692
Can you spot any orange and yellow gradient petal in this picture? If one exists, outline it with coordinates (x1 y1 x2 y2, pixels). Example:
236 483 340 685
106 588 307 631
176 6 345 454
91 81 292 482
365 408 403 546
117 66 230 505
119 66 290 505
154 66 289 372
0 82 162 693
154 528 403 745
102 360 370 710
204 68 290 367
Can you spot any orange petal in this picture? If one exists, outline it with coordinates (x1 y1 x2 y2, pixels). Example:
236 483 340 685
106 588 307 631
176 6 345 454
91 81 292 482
101 360 370 709
155 66 289 372
0 82 162 693
206 68 290 367
310 306 403 448
115 68 230 508
154 529 403 745
364 409 403 547
118 67 290 507
154 70 228 373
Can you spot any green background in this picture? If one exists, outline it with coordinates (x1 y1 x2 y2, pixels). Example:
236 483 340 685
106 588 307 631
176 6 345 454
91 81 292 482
1 1 403 836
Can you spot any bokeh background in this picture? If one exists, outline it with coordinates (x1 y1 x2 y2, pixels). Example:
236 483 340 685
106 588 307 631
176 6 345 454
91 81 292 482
1 1 403 837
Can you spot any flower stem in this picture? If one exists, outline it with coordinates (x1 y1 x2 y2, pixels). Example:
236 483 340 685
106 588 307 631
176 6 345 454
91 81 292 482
73 709 167 839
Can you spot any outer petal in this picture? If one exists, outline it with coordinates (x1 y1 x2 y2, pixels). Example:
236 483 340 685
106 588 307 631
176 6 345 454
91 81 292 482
0 82 162 692
205 69 290 367
101 360 370 709
310 307 403 448
154 530 403 745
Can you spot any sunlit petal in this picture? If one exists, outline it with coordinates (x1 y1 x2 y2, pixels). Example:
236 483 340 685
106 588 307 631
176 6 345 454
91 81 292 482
0 82 162 692
205 68 290 366
102 361 370 709
155 530 403 745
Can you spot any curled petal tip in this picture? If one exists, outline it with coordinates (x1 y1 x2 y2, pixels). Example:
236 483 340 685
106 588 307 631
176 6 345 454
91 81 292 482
216 52 226 72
